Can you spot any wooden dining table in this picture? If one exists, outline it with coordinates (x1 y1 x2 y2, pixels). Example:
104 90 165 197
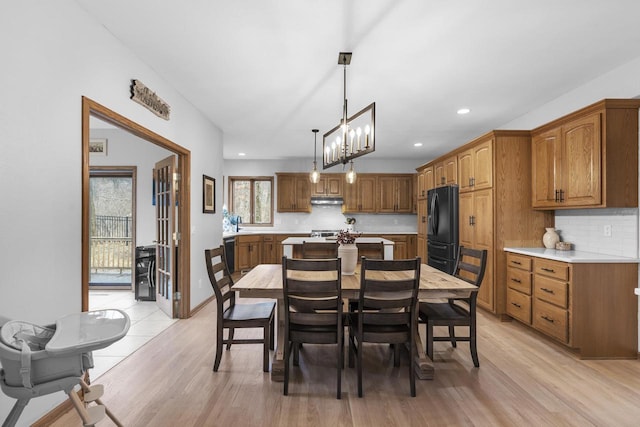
232 263 477 382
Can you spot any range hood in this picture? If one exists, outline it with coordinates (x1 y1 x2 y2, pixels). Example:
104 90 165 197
310 196 344 205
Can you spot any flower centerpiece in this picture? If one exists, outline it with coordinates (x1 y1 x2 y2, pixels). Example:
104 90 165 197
336 229 361 275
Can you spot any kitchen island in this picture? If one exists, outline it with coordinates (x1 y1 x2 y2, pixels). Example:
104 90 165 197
282 237 395 260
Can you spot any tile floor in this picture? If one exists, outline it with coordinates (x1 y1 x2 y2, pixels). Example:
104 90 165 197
88 290 178 379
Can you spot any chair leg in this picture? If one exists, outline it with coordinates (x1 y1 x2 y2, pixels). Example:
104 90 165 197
348 330 355 368
293 342 300 366
357 337 363 398
269 317 275 350
410 336 416 397
470 315 479 368
283 341 290 395
337 333 343 399
393 343 401 367
449 325 457 348
263 324 270 372
227 328 235 350
213 324 224 371
426 320 434 361
4 398 29 427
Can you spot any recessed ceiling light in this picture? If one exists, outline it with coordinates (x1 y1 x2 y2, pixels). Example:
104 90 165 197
238 152 246 156
457 108 471 115
414 143 423 147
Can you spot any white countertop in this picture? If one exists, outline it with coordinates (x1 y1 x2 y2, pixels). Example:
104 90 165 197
282 237 394 245
504 247 640 263
223 230 416 238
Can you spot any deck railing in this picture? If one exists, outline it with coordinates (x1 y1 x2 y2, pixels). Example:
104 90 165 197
90 215 133 272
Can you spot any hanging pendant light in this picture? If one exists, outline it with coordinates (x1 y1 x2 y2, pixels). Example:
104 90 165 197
345 160 357 184
309 129 321 184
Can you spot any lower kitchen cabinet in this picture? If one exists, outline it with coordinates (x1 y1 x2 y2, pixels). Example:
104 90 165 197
504 250 638 359
235 235 262 272
261 235 276 264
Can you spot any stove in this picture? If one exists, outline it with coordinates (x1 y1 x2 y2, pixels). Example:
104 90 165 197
310 229 341 237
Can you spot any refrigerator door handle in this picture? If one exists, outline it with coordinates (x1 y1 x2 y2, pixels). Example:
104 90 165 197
432 193 439 236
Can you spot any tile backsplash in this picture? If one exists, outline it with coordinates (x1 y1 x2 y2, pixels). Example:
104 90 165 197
554 208 639 257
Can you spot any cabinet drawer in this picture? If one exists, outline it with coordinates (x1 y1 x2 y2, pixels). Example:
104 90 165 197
533 299 568 343
534 275 568 308
507 268 531 294
262 235 274 242
236 235 262 244
534 258 568 281
506 253 532 271
506 289 531 325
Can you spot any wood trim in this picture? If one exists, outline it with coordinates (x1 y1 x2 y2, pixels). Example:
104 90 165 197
190 294 215 316
32 396 75 427
82 96 192 318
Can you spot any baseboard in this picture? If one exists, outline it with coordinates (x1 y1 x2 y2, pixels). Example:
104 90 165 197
190 294 215 316
32 397 74 427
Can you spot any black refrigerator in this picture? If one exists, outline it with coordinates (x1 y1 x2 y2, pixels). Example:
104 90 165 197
427 185 459 274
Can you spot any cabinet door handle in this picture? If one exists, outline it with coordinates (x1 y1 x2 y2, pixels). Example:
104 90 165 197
541 267 555 273
555 189 559 202
511 260 522 265
422 216 426 223
511 278 522 283
511 302 522 308
540 287 555 294
559 189 565 202
541 315 555 323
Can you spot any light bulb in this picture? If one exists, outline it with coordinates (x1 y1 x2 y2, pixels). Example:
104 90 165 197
309 165 320 184
345 162 357 184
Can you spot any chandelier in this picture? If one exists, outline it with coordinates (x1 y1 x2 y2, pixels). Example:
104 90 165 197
322 52 375 181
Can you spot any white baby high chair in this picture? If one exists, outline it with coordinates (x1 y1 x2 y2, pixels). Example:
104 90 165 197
0 309 130 427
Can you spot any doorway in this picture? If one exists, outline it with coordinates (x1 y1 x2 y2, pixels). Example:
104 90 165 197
82 96 191 318
89 167 136 289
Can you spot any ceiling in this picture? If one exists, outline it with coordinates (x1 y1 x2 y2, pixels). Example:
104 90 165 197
76 0 640 165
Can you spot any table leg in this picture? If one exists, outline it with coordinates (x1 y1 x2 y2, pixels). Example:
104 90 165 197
270 297 285 382
414 325 434 380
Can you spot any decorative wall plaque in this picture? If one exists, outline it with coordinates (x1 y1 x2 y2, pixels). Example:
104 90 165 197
130 79 170 120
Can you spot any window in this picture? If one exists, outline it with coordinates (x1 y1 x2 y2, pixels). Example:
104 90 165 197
229 176 273 226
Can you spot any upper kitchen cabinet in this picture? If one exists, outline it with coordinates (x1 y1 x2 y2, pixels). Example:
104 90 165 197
434 156 457 187
310 174 343 197
378 174 414 213
343 174 377 213
276 173 311 212
531 99 640 209
458 138 493 193
416 165 434 200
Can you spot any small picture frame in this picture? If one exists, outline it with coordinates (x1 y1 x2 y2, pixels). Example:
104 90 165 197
89 138 108 156
203 175 215 213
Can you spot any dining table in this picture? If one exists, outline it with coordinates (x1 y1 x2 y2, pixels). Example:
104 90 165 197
232 263 477 382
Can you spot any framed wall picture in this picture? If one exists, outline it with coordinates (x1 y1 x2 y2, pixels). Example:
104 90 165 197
203 175 215 213
89 138 108 156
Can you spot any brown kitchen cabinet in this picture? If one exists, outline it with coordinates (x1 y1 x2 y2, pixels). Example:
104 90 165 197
416 165 434 200
235 235 262 272
276 173 311 212
417 130 552 317
343 174 377 213
378 174 414 213
434 156 457 187
531 99 640 209
311 174 343 197
458 137 493 193
261 235 276 264
504 250 638 359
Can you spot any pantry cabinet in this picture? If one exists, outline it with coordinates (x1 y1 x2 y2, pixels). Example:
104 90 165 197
531 99 640 209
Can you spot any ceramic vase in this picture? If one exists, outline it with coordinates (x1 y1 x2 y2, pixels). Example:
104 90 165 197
543 227 560 249
338 244 358 275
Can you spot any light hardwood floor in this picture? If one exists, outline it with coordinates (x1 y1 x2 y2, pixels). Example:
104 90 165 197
51 299 640 426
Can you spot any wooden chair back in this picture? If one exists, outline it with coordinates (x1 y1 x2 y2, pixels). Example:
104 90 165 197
204 245 235 315
356 241 385 259
453 246 488 287
356 258 421 333
301 241 339 259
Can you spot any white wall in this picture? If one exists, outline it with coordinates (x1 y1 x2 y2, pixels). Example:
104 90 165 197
223 158 419 234
0 2 222 423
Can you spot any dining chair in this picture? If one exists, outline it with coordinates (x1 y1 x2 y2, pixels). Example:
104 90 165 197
282 256 343 399
419 246 487 367
301 241 338 259
204 245 275 372
348 257 421 397
356 241 385 260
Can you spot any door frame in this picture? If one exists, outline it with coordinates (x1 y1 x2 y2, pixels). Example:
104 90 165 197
82 96 191 318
